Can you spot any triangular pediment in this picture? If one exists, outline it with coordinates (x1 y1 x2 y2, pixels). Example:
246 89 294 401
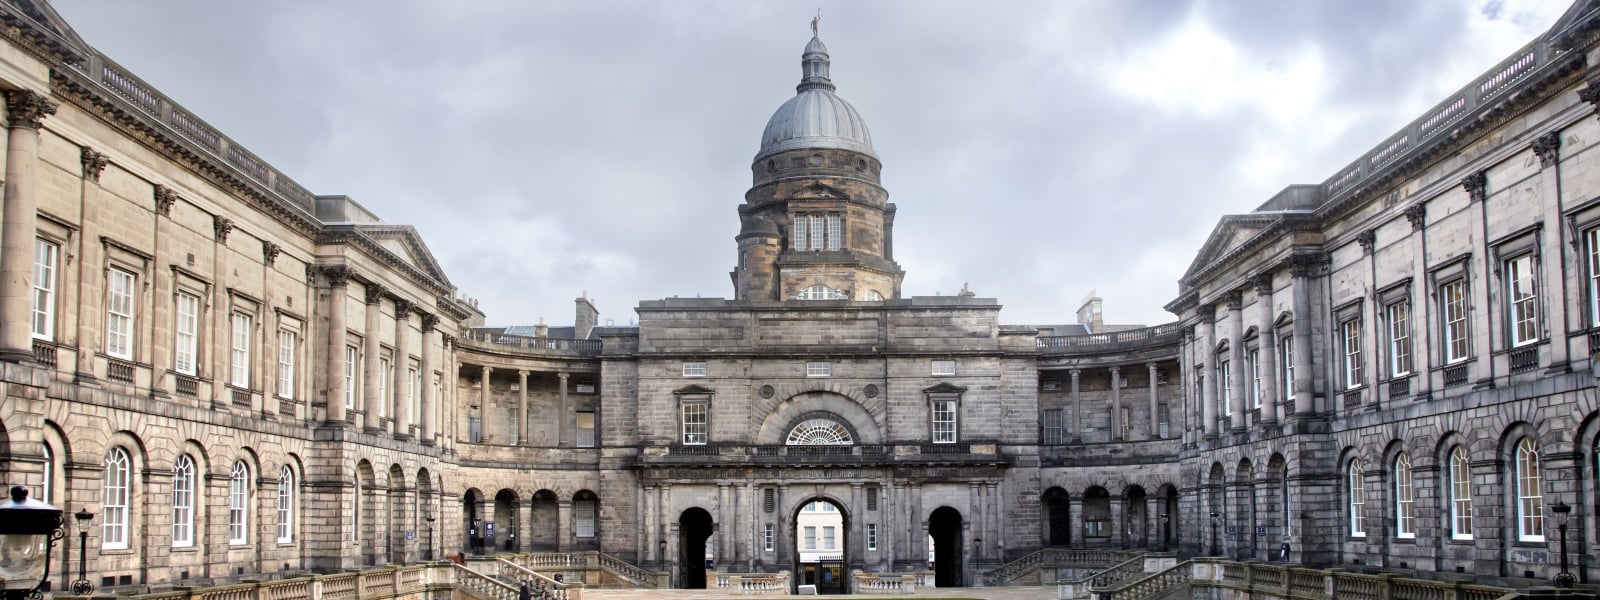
792 183 850 201
354 224 452 287
1180 215 1276 284
8 1 92 56
674 384 716 395
922 382 967 395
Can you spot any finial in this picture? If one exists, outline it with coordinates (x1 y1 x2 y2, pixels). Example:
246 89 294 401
811 9 820 37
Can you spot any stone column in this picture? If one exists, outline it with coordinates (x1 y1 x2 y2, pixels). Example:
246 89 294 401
324 266 351 425
76 149 110 384
1226 292 1246 430
558 372 570 446
392 300 412 439
1067 494 1084 549
1069 369 1082 443
1288 256 1318 416
1532 132 1570 370
1404 204 1433 397
849 482 863 568
643 484 658 566
517 370 529 445
1147 362 1161 439
1252 275 1280 423
419 313 436 444
968 482 983 561
557 499 573 551
1110 366 1123 441
0 91 55 363
210 215 233 408
363 284 385 433
1180 331 1193 446
1197 307 1217 437
479 365 492 441
884 481 897 571
719 483 733 563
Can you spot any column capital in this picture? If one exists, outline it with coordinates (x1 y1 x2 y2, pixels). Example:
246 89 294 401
558 372 570 381
1285 253 1328 278
1195 304 1216 323
1223 291 1243 310
1069 369 1081 379
481 365 492 375
1461 170 1487 202
1403 203 1426 231
1147 362 1159 371
393 299 414 317
365 284 387 305
421 312 439 332
1532 131 1561 168
212 214 233 243
4 90 56 130
1355 229 1376 255
1582 84 1600 113
153 184 179 216
80 145 108 182
262 241 281 266
1109 365 1121 374
517 369 528 377
322 265 352 287
1249 273 1273 295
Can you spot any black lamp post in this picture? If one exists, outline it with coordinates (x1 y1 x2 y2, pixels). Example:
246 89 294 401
1209 512 1220 556
0 485 65 600
1552 500 1575 588
1159 513 1170 551
424 515 435 561
70 509 93 595
658 539 667 569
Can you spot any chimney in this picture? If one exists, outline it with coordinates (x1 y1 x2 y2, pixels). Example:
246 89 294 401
575 291 599 339
534 316 548 339
1077 291 1104 334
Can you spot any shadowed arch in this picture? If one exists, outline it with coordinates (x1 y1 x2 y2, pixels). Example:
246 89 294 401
756 391 883 445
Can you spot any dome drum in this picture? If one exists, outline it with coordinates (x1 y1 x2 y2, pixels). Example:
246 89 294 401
752 146 882 186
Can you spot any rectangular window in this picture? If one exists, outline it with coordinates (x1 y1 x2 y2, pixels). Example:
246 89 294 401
1119 406 1131 440
174 292 200 375
805 526 817 549
1341 318 1363 390
1589 226 1600 327
764 524 775 552
866 487 878 511
810 215 824 251
276 329 296 399
230 312 251 388
1218 360 1231 415
1157 403 1170 438
575 500 596 538
344 345 357 410
378 357 391 417
931 360 956 376
31 238 57 340
1280 335 1294 397
867 523 878 551
932 399 957 443
105 267 136 359
793 215 808 251
1450 447 1474 540
823 526 836 550
577 411 596 447
806 361 831 377
1395 457 1415 539
682 401 708 445
764 488 775 513
408 367 419 422
1386 302 1411 377
468 415 482 443
1042 409 1064 445
826 214 842 251
1248 349 1261 409
1441 279 1470 363
1505 254 1540 346
682 361 707 377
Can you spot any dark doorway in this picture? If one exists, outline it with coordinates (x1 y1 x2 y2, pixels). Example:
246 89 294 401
529 490 559 551
1127 486 1148 548
494 489 519 552
462 489 482 555
792 498 849 595
1043 487 1070 546
678 508 714 589
929 506 964 587
1082 487 1111 544
1160 485 1179 550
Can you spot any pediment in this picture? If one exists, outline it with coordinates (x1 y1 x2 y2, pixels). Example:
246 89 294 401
1180 215 1273 284
354 224 452 287
1273 311 1294 328
922 382 967 395
674 384 716 395
10 0 92 56
792 183 850 201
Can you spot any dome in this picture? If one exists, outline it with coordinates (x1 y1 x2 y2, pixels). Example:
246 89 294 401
756 36 876 161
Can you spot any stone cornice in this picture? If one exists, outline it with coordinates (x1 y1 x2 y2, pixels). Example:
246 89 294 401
317 225 450 297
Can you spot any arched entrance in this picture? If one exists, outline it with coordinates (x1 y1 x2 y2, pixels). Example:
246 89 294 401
678 507 714 589
462 488 482 555
1082 487 1111 544
1042 487 1070 546
1158 484 1179 551
529 490 559 551
1126 486 1148 548
792 498 848 594
494 489 519 552
928 506 963 587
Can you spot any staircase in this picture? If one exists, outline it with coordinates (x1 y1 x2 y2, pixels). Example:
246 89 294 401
495 551 658 589
983 548 1132 586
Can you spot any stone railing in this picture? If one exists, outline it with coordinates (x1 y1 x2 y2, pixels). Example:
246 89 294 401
988 547 1128 586
1036 323 1181 353
505 552 588 570
493 558 571 592
1090 559 1517 600
716 571 789 594
55 564 436 600
460 331 603 356
595 551 656 588
451 563 520 600
852 571 918 594
647 443 1005 466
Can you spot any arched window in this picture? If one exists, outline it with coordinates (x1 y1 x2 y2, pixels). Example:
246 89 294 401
353 476 362 541
1394 453 1414 538
786 418 854 445
102 448 130 550
172 455 196 547
229 461 250 544
277 466 295 543
40 443 53 505
1449 446 1473 539
794 285 846 300
862 290 884 302
1348 459 1365 537
1516 437 1545 541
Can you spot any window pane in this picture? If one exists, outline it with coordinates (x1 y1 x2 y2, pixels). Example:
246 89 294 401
277 330 296 398
1517 438 1544 540
1387 302 1410 377
1342 319 1362 389
102 449 130 549
1506 255 1540 346
682 402 708 445
175 293 200 375
1451 446 1473 539
106 269 136 359
231 313 251 387
1442 280 1469 362
826 214 842 251
172 456 194 547
230 461 249 544
32 239 56 339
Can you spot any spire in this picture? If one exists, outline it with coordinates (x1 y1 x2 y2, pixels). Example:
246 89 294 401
797 14 835 93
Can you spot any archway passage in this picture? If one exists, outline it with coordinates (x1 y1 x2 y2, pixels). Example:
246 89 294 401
494 489 519 552
792 498 848 594
928 506 963 587
678 508 714 589
529 490 559 551
1042 488 1070 546
1159 485 1179 551
462 488 482 556
1127 486 1148 548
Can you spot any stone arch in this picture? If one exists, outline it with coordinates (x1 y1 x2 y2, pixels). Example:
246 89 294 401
462 487 485 555
751 383 881 431
1041 487 1070 546
356 460 378 565
389 464 408 562
572 489 600 550
756 391 883 445
1125 484 1150 548
528 489 559 551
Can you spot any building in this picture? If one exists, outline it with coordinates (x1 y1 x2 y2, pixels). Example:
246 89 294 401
0 0 1598 594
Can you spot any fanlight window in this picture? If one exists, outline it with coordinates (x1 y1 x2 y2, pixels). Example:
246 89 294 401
786 419 854 445
794 285 847 300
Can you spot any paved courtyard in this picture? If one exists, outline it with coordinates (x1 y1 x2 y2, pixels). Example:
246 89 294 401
581 587 1058 600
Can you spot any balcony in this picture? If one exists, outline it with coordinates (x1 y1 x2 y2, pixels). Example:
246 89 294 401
638 443 1009 467
1036 323 1181 355
459 330 602 357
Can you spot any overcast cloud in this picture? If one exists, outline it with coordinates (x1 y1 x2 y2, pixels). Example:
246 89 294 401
49 0 1566 329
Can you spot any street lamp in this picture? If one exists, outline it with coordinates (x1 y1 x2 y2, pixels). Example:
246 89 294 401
1209 512 1220 556
1551 501 1575 588
1159 513 1170 551
658 539 667 569
424 515 435 561
70 509 93 595
0 485 64 600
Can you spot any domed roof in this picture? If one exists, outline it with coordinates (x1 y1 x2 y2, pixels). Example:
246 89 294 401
756 35 876 161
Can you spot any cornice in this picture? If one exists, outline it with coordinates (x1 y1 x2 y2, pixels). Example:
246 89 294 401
317 225 450 297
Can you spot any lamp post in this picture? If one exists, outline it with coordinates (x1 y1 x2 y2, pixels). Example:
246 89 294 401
0 485 65 600
1159 513 1170 551
1552 500 1575 588
658 539 667 569
424 515 435 561
1209 512 1220 556
70 509 93 595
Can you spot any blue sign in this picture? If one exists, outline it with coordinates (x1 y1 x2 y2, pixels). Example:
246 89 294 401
485 522 495 539
1255 526 1267 536
1226 525 1237 535
406 531 414 540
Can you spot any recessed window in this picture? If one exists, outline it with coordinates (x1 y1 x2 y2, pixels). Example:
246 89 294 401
1385 301 1411 377
276 329 297 399
1348 459 1365 537
174 292 200 376
764 524 775 552
931 360 956 376
31 238 57 340
102 448 130 549
867 523 878 551
1449 446 1473 540
681 401 708 445
172 455 195 547
344 345 358 410
577 411 596 447
230 312 252 388
1217 360 1232 416
792 213 843 251
1394 453 1415 539
1247 349 1261 409
794 285 847 300
277 466 295 543
682 361 707 377
1505 253 1540 347
1341 318 1363 390
1516 437 1545 541
1280 335 1294 397
229 461 250 544
105 267 137 359
1042 409 1064 445
806 361 831 377
932 399 957 443
1439 279 1470 363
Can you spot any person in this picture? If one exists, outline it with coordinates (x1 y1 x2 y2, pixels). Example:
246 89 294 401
518 581 531 600
1278 538 1290 562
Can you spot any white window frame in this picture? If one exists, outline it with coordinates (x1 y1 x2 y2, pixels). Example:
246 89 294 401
1280 335 1294 397
682 400 708 445
867 523 878 551
105 267 137 359
277 466 295 543
806 361 832 377
174 292 201 376
804 526 817 550
344 345 358 410
102 448 130 550
1218 360 1231 416
1440 278 1470 363
1341 318 1363 390
1516 438 1545 541
793 215 808 251
276 328 296 399
576 411 596 448
1505 253 1540 347
825 214 842 251
764 524 775 552
575 499 596 538
1450 446 1474 540
378 357 391 418
1247 348 1261 409
682 361 707 377
1395 453 1415 539
1588 226 1600 327
40 444 53 505
932 399 957 444
1348 459 1365 537
229 461 250 545
32 237 57 340
172 455 195 548
1042 409 1063 445
230 312 252 388
809 215 824 251
1386 301 1411 377
931 360 956 376
823 526 835 550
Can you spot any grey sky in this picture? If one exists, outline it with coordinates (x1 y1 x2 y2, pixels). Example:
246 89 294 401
49 0 1565 329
